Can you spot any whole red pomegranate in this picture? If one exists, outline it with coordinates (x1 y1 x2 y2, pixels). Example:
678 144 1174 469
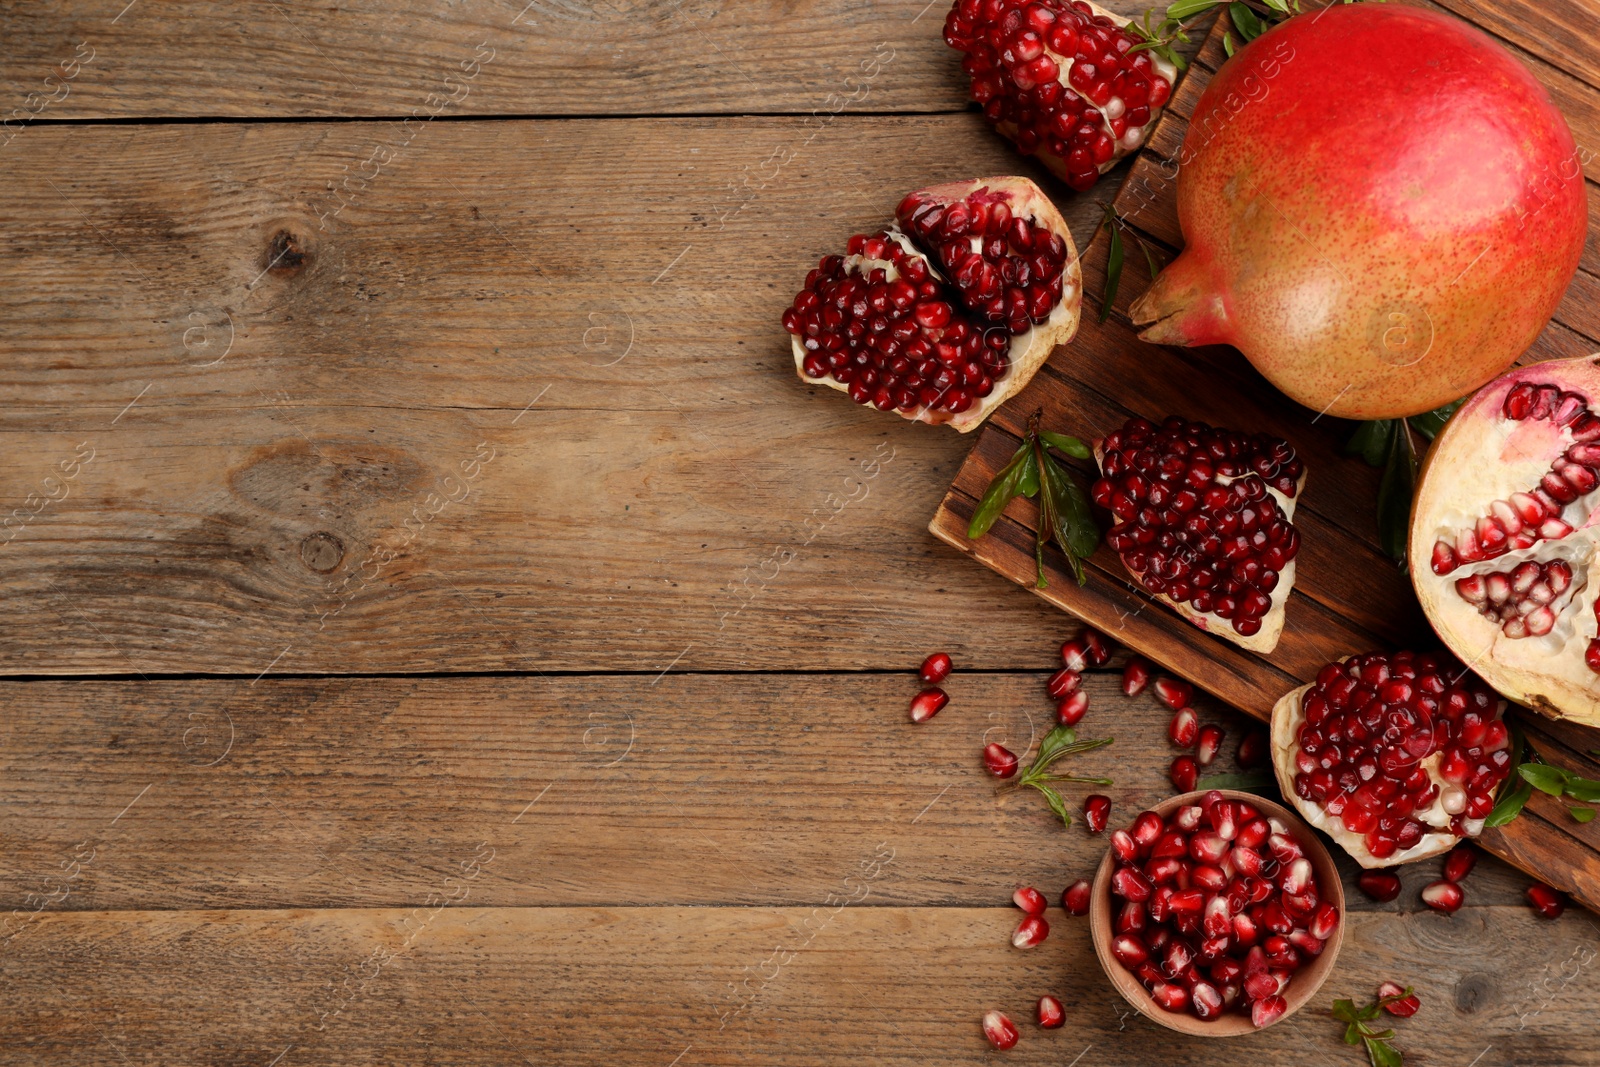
1129 6 1586 420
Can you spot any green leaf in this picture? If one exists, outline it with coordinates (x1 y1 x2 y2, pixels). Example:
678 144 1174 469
1345 419 1393 467
1222 30 1236 56
1100 222 1124 324
1375 418 1417 567
1135 231 1161 281
1036 724 1078 764
1407 397 1465 441
1331 998 1361 1026
1035 783 1071 827
1034 506 1051 589
967 445 1031 539
1563 778 1600 803
1166 0 1225 18
1485 776 1532 827
1364 1035 1404 1067
1259 0 1291 12
1040 431 1091 460
1195 769 1277 793
1016 446 1041 499
1520 763 1572 797
1570 805 1597 823
1229 1 1266 40
1045 453 1101 563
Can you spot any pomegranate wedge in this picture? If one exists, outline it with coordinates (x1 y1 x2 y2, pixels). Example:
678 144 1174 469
784 176 1080 432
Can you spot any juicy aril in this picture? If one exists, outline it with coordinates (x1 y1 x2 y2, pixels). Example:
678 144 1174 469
1128 5 1587 420
1092 415 1305 652
1272 652 1511 867
783 177 1081 431
1412 355 1600 725
944 0 1177 192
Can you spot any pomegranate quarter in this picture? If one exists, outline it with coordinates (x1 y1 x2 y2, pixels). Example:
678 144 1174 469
1412 355 1600 726
783 177 1081 432
1129 5 1586 420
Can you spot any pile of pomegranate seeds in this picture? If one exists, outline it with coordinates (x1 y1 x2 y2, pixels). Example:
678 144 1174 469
1106 792 1335 1028
1285 652 1512 859
943 0 1176 191
1093 416 1304 647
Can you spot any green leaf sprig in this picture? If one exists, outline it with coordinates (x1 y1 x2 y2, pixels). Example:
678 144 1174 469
1090 202 1162 325
1011 723 1114 827
1518 760 1600 823
967 411 1101 589
1343 398 1465 569
1332 989 1414 1067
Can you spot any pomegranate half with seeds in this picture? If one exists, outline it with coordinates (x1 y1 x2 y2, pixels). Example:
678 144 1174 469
784 177 1080 432
1412 356 1600 725
1271 652 1512 868
1093 415 1305 652
943 0 1178 192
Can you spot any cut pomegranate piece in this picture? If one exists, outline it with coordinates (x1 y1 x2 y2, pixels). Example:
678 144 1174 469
919 651 953 684
1063 878 1091 915
1013 885 1048 915
982 1009 1019 1049
1037 994 1066 1029
1357 871 1402 902
1526 882 1566 919
1057 689 1089 725
984 742 1020 778
1270 651 1512 867
785 177 1080 432
1412 357 1600 724
943 0 1178 192
1122 657 1151 696
1421 879 1464 914
1377 981 1420 1018
1094 417 1306 652
1083 793 1111 833
909 687 949 723
1013 914 1050 947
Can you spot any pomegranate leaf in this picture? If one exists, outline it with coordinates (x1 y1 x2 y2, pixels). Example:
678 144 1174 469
1375 418 1417 567
1229 2 1266 41
1333 991 1408 1067
1519 762 1571 797
1571 806 1596 823
1222 30 1236 57
1040 431 1091 460
1562 777 1600 803
1037 783 1071 826
1405 397 1465 441
1100 222 1124 324
1195 769 1276 793
1017 447 1041 499
968 443 1035 540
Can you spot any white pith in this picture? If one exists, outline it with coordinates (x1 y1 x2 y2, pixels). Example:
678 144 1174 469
1411 354 1600 726
791 176 1082 433
1090 446 1305 654
1270 668 1505 869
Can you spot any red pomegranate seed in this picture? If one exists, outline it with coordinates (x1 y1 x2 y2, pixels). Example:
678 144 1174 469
1013 886 1047 916
1167 707 1198 748
1131 811 1164 847
1191 981 1224 1020
1170 755 1198 793
1012 914 1049 948
1309 903 1340 941
908 687 948 723
1046 667 1081 698
1421 879 1464 914
1063 878 1091 916
1111 867 1153 902
1442 848 1476 883
1060 638 1088 671
1377 981 1420 1017
1155 677 1193 710
984 742 1020 779
1082 628 1111 666
1111 934 1148 967
1237 731 1268 768
1357 870 1402 902
1196 725 1224 767
1122 658 1151 696
1110 829 1138 864
1150 982 1189 1013
1056 690 1089 725
1083 794 1111 833
1251 994 1288 1029
1036 994 1065 1029
1527 882 1566 919
919 651 952 684
982 1010 1019 1050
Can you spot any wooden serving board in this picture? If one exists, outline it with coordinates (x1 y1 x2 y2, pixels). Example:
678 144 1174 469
929 11 1600 911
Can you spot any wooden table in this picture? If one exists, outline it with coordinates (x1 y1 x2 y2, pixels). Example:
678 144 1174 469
0 2 1596 1064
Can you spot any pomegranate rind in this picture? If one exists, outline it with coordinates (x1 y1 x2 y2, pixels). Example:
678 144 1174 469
1269 668 1503 868
1410 354 1600 726
1091 444 1305 654
792 176 1080 432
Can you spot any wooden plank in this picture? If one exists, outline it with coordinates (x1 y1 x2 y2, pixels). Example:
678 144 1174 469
2 903 1592 1065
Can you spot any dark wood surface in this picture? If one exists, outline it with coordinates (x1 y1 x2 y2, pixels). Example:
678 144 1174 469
4 1 1600 1064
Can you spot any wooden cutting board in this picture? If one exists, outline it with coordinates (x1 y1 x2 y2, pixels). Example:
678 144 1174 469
929 11 1600 912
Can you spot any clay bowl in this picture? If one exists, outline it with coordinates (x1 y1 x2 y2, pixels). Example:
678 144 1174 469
1088 789 1345 1037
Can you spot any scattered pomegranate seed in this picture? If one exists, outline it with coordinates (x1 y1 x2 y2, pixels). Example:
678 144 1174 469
1527 882 1566 919
1251 994 1288 1029
1167 707 1199 748
984 742 1019 779
1012 914 1049 948
1034 994 1065 1029
1442 848 1476 883
1046 667 1081 698
1357 870 1402 902
1237 731 1268 768
1196 725 1224 767
1169 755 1198 793
1377 981 1420 1017
908 687 948 723
1122 658 1151 696
1082 628 1111 666
1056 690 1088 726
1062 879 1091 916
981 1010 1019 1050
1083 794 1111 833
1012 886 1047 916
919 651 952 684
1421 879 1464 914
1060 638 1088 671
1154 677 1193 710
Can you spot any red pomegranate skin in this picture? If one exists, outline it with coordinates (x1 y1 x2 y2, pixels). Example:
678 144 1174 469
1131 5 1586 420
